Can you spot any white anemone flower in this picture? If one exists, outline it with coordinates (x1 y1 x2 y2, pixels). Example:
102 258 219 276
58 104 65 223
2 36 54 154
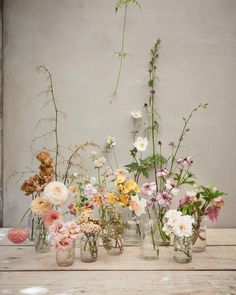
134 137 148 152
131 110 142 119
106 135 116 147
165 179 180 196
129 194 147 216
43 181 68 205
173 215 194 238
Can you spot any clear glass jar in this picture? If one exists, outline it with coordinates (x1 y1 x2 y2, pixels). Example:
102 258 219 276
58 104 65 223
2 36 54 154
140 210 159 260
28 211 36 241
103 235 124 256
173 236 192 263
158 209 170 246
80 233 98 263
34 220 51 253
123 210 142 246
192 216 206 252
56 241 75 267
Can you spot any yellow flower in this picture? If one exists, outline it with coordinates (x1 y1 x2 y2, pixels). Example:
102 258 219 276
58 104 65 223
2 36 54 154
123 179 140 194
118 194 129 207
106 193 117 204
114 172 126 186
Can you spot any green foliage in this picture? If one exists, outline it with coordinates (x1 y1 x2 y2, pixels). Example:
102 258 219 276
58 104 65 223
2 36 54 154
198 185 226 203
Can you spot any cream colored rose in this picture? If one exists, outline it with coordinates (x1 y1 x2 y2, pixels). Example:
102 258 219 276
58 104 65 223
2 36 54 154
43 181 68 205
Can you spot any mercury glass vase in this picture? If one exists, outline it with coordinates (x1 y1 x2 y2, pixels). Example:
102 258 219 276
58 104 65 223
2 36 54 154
80 233 98 263
192 216 206 252
173 236 192 263
34 221 51 253
56 241 75 267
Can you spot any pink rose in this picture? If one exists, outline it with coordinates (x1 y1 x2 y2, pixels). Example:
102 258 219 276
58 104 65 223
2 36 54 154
8 228 28 244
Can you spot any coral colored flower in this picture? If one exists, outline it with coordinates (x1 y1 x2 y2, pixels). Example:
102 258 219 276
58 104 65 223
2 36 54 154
69 185 79 197
43 210 62 229
133 137 148 152
55 236 74 250
205 207 221 223
8 228 28 244
141 182 156 196
31 197 52 216
131 110 142 119
66 221 80 239
156 168 169 177
156 191 173 208
212 196 224 208
129 195 147 216
43 181 68 205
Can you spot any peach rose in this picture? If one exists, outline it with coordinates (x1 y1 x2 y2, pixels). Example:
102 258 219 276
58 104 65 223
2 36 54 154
8 228 28 244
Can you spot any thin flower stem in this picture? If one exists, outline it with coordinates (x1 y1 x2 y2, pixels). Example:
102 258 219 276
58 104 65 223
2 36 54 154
112 149 119 169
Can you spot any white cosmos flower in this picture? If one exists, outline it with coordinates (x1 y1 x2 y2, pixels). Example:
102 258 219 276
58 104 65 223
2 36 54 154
43 181 68 205
131 110 142 119
106 135 116 147
129 194 147 216
134 137 148 152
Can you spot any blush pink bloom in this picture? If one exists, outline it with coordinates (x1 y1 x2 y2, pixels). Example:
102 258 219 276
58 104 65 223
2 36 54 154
177 157 193 167
205 207 221 223
43 210 62 229
141 182 156 196
212 196 224 208
66 221 80 239
156 191 173 208
55 236 74 250
50 220 69 239
8 228 28 244
156 168 169 177
165 179 179 196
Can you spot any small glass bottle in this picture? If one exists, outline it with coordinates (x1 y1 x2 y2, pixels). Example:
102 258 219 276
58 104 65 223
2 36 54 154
28 211 36 241
56 241 75 267
80 233 98 263
140 211 159 260
173 236 192 263
34 221 51 253
192 216 206 252
103 235 124 256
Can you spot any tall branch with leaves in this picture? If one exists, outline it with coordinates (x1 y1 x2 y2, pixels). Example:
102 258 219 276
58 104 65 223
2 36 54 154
110 0 141 102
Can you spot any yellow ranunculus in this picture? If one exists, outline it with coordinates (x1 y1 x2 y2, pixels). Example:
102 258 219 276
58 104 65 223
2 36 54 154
118 194 129 207
106 193 117 204
123 179 139 194
114 172 126 186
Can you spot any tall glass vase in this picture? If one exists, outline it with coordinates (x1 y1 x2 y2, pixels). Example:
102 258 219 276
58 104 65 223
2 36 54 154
158 208 170 246
28 211 36 241
140 209 159 260
34 219 51 253
192 216 206 252
173 236 192 263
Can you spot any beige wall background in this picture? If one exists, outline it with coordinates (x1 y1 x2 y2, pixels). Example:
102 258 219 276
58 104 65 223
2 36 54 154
3 0 236 227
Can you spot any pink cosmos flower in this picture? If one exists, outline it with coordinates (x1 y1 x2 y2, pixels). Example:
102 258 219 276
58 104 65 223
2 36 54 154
43 210 62 229
55 236 74 250
8 228 28 244
50 220 69 239
212 196 224 208
156 168 169 177
156 191 173 208
165 179 179 196
66 221 80 239
179 191 197 207
141 182 156 196
177 157 193 167
205 207 221 223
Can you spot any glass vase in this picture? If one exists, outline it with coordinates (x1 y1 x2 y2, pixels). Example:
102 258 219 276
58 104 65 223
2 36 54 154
34 220 51 253
158 209 170 246
173 236 192 263
192 216 206 252
28 211 36 241
103 235 124 256
56 241 75 267
140 211 159 260
80 233 98 263
123 210 142 246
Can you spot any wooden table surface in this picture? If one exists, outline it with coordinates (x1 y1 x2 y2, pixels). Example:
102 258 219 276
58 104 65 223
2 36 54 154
0 228 236 294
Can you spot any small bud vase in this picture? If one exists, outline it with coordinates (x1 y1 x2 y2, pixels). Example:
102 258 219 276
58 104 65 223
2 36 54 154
123 210 142 245
56 241 75 267
192 216 206 252
28 211 36 241
80 233 98 263
103 235 124 256
140 210 159 260
34 220 51 253
173 236 192 263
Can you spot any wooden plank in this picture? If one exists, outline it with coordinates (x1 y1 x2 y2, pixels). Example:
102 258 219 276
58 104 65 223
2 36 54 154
0 245 236 271
0 271 236 295
1 228 236 246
